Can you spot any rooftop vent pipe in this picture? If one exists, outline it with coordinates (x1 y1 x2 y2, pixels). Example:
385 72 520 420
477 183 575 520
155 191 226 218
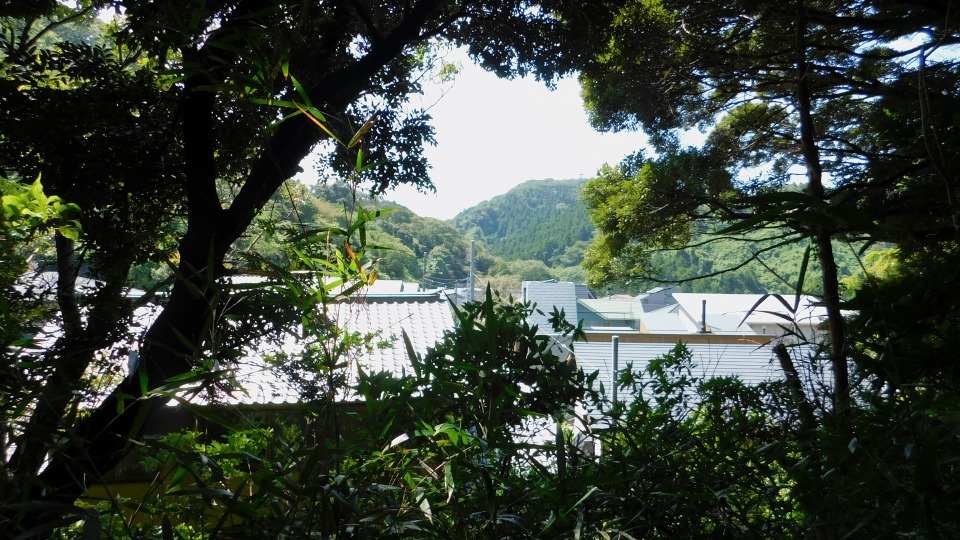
700 300 708 333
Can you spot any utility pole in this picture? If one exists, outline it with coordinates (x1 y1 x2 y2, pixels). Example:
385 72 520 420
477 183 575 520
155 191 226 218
611 335 620 405
469 240 475 302
421 251 428 291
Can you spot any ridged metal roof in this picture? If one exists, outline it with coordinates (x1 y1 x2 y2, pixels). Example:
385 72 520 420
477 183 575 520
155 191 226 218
573 340 826 405
522 280 579 332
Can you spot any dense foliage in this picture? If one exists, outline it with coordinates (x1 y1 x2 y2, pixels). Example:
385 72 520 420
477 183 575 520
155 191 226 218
0 0 585 533
588 217 871 296
229 175 875 300
44 288 826 539
451 177 867 294
566 0 960 536
4 0 960 538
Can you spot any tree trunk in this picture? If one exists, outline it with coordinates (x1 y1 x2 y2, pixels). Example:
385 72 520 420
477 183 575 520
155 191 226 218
793 0 848 428
8 235 134 482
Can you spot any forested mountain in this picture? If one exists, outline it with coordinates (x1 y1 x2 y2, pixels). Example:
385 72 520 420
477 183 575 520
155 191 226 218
452 178 593 266
129 175 872 297
450 178 867 295
312 183 486 285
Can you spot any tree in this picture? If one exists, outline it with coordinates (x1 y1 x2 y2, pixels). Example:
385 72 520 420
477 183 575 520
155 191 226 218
452 178 595 265
491 258 555 282
580 344 801 537
1 1 585 532
1 177 81 475
570 0 958 419
0 177 79 340
560 0 960 535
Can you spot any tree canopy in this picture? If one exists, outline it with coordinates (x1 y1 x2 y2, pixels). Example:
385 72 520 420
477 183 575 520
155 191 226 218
0 0 583 532
576 0 959 276
567 0 960 534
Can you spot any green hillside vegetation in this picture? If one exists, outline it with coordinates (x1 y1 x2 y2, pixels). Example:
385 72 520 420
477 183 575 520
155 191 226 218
589 226 870 295
453 178 594 266
127 177 873 297
451 178 868 295
204 180 575 297
216 177 870 298
128 176 861 300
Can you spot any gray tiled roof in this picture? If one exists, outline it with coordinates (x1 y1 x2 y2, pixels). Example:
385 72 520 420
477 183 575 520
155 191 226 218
353 279 423 295
526 281 828 338
574 283 595 300
579 298 644 321
672 293 826 328
639 309 689 333
704 313 750 334
336 295 455 377
224 293 454 404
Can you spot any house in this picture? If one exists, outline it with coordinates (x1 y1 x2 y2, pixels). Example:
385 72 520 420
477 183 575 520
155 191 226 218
18 274 453 406
522 281 829 401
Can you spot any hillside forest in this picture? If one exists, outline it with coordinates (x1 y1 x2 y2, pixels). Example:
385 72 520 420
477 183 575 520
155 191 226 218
178 175 865 302
3 1 960 539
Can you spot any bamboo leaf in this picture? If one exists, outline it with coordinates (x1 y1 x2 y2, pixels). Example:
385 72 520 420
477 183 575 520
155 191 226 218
347 116 375 148
794 244 811 311
289 74 313 108
295 102 338 142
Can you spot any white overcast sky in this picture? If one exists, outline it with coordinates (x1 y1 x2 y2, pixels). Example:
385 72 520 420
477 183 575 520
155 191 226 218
392 52 647 220
299 49 649 221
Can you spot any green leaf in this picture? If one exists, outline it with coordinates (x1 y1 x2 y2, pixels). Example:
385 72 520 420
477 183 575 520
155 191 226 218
347 117 375 149
168 466 189 489
794 244 811 310
444 461 455 502
57 224 80 241
248 97 305 109
402 329 423 380
295 102 337 142
289 74 313 109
